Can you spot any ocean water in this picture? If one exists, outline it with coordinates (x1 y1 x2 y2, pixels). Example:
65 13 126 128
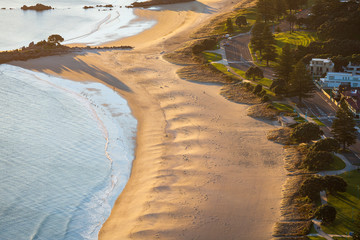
0 64 137 240
0 0 156 51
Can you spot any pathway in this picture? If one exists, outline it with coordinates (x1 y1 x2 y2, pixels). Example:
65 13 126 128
309 152 358 239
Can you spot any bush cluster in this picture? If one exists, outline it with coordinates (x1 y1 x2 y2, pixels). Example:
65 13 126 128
309 138 340 152
303 151 333 171
290 122 323 143
315 204 337 224
301 138 340 171
191 38 217 55
299 175 347 201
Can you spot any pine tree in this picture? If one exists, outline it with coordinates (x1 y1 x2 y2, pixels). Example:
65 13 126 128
261 26 277 65
261 44 277 66
226 18 234 33
235 16 247 28
245 66 264 81
250 22 266 56
331 101 357 150
286 14 297 33
288 61 315 104
274 0 286 20
262 25 275 45
274 44 294 89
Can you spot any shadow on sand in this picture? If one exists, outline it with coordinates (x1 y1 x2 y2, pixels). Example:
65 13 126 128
146 1 216 14
9 50 132 92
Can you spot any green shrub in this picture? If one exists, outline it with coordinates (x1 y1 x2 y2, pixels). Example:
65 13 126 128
253 84 262 94
315 204 337 224
324 175 347 194
291 122 323 143
192 44 206 54
258 89 267 97
299 175 325 200
303 151 334 171
310 138 340 152
244 82 253 91
261 95 270 102
201 38 217 50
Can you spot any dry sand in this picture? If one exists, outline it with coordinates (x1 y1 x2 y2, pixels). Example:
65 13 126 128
11 0 286 239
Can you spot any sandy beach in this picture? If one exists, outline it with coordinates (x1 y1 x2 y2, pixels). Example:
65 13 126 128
11 0 286 239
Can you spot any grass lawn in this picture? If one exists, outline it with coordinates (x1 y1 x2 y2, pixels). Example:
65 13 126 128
272 102 295 113
258 78 273 88
230 67 273 88
307 236 327 240
250 30 318 67
203 52 222 62
230 67 246 78
311 116 325 126
309 223 317 234
294 116 306 123
321 170 360 235
274 31 318 53
214 7 257 35
212 63 276 96
212 63 235 77
211 63 244 82
322 154 346 171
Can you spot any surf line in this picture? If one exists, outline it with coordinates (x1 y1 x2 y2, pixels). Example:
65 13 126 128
22 69 114 170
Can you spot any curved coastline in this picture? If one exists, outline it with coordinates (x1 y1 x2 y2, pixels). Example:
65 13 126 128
0 64 137 239
11 0 287 239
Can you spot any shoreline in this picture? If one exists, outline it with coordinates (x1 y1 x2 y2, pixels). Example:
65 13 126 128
0 64 137 239
10 0 287 239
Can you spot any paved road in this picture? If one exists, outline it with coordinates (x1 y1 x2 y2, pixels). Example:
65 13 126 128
224 33 274 79
296 91 360 165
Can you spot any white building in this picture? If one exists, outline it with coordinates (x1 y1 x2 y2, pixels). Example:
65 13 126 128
343 62 360 75
309 58 335 79
320 72 360 88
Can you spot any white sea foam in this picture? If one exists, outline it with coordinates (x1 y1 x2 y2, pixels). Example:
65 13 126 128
0 64 137 239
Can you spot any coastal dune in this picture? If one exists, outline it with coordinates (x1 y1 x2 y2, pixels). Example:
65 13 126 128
12 0 286 239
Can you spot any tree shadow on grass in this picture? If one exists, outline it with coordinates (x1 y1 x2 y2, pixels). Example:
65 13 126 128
333 194 358 209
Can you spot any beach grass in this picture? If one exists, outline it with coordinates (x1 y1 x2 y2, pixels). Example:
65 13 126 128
273 220 312 236
321 170 360 235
